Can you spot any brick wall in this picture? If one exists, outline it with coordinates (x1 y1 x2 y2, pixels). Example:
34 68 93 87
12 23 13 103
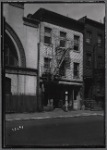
39 21 83 82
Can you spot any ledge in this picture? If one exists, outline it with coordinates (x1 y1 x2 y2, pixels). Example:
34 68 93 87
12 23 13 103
23 17 39 28
5 66 38 76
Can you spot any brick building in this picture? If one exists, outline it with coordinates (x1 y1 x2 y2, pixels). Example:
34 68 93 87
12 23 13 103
79 16 105 103
29 8 84 109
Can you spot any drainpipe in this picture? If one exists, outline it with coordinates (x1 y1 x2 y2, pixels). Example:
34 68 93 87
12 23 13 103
92 44 97 100
2 16 5 147
37 22 41 111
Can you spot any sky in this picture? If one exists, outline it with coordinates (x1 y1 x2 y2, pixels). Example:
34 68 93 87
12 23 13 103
24 3 105 23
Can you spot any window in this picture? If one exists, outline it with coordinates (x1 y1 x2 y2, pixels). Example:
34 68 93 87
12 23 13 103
74 35 80 51
59 61 66 76
44 57 51 73
74 89 78 100
97 34 102 47
5 77 11 94
60 31 66 47
5 43 18 67
73 63 79 78
86 31 92 44
98 55 103 68
86 53 92 67
44 27 52 44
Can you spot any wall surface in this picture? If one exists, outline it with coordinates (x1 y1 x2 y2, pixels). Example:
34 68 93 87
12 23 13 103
6 73 37 95
39 21 83 82
24 25 39 69
3 4 38 96
3 4 39 69
83 23 104 77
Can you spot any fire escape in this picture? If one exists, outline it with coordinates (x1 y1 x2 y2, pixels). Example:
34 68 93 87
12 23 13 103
42 38 73 82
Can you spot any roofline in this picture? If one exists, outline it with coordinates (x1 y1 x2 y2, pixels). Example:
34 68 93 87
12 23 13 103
33 8 84 25
31 8 84 32
79 16 105 28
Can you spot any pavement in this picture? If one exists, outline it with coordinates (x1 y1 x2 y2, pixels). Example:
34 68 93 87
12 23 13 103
6 108 104 121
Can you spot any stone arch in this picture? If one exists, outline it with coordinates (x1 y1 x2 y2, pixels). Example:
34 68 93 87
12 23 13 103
5 22 26 67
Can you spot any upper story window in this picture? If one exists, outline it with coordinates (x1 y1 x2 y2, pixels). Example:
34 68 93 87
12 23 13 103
44 57 51 73
97 34 102 47
44 27 52 45
5 43 18 67
73 62 79 78
86 53 92 67
98 55 103 68
74 35 80 51
86 31 92 44
60 31 66 47
59 61 66 76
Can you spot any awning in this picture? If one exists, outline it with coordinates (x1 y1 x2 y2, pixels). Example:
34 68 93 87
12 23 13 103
59 80 83 86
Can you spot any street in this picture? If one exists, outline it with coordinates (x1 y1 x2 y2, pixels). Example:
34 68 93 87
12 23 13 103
5 115 105 148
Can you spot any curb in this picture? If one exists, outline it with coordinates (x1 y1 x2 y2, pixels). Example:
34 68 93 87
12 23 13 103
6 112 104 121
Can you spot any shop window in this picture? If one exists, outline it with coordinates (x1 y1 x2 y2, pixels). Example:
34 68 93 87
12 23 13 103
74 35 80 51
44 27 52 45
73 62 79 78
60 31 66 47
86 31 92 44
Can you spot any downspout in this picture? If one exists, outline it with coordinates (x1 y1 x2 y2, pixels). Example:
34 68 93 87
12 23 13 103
37 21 41 111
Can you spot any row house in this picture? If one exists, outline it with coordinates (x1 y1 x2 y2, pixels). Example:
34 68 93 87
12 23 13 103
30 8 84 109
79 16 105 103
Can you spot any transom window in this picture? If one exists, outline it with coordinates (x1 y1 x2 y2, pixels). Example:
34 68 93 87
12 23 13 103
60 31 66 47
73 62 79 78
44 27 52 45
74 35 80 51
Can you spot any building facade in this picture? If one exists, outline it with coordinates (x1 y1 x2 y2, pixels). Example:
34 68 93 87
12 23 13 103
30 8 84 109
3 4 84 112
79 16 105 103
3 3 39 112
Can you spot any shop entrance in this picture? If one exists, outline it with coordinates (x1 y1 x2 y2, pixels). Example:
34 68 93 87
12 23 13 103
43 82 80 109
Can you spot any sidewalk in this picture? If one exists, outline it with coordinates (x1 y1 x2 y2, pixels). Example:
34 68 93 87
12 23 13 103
6 108 104 121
